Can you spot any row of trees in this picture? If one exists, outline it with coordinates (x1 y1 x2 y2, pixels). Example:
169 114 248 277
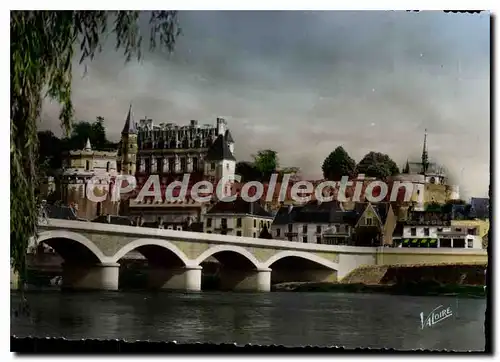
38 117 118 171
322 146 400 181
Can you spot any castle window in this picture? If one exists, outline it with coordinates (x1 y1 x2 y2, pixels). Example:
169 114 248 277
106 162 110 172
85 160 90 171
226 163 230 170
96 202 102 216
211 163 215 170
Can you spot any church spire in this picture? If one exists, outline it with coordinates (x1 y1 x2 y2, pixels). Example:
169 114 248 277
122 104 137 134
421 129 429 175
403 159 410 174
84 138 92 151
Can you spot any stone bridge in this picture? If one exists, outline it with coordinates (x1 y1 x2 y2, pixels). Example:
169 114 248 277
31 219 487 292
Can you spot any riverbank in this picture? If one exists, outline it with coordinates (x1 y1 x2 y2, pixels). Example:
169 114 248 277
274 263 487 298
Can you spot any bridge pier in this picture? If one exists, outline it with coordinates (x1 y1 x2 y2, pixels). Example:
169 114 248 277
62 263 119 291
220 268 271 292
148 266 202 292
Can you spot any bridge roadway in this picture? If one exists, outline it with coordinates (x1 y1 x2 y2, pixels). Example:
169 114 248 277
25 218 487 292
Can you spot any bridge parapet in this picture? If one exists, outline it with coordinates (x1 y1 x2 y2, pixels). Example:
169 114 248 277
31 219 487 293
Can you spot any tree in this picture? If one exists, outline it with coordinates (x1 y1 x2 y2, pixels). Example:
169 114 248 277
37 117 117 171
278 166 301 182
356 151 399 180
66 117 115 150
37 130 64 170
253 149 279 180
322 146 356 181
11 11 181 295
259 225 273 239
235 161 262 182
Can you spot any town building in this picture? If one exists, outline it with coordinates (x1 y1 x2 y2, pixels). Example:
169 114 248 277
271 201 397 246
203 198 274 238
392 208 482 249
451 219 489 240
469 197 489 219
392 130 461 212
117 105 237 223
56 138 120 220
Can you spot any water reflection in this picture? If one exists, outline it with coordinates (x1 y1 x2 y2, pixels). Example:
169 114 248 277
11 291 485 351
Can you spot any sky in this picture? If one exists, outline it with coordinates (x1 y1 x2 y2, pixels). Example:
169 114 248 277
40 11 490 199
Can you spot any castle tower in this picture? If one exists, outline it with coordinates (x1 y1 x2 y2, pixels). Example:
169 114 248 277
119 104 138 175
216 117 226 136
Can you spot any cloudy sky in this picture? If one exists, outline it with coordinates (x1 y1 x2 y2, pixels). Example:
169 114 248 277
41 11 490 199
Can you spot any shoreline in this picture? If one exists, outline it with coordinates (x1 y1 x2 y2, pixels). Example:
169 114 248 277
272 281 485 298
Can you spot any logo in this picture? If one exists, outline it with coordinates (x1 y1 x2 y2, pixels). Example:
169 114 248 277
420 305 453 329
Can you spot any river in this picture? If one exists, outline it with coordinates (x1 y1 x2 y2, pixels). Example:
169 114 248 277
10 291 485 351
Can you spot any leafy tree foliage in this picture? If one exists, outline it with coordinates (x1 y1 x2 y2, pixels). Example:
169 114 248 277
236 150 299 183
321 146 356 181
253 149 279 180
356 151 399 180
235 161 262 183
259 225 273 239
38 117 118 171
37 130 64 170
65 117 118 150
11 11 181 289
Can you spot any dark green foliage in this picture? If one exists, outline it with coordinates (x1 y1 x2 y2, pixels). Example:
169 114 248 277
259 225 273 239
356 151 400 180
37 117 118 171
235 161 262 182
236 149 290 182
253 149 279 180
11 10 181 290
321 146 356 181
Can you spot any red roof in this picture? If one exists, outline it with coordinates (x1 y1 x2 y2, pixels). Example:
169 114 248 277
114 176 412 204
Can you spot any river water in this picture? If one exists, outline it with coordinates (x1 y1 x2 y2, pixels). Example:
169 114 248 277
10 291 485 351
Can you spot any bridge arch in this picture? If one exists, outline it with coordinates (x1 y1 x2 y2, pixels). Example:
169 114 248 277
263 250 339 270
194 245 262 269
36 230 108 264
111 238 191 267
263 250 339 285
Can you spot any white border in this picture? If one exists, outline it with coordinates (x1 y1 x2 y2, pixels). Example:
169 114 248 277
3 4 497 361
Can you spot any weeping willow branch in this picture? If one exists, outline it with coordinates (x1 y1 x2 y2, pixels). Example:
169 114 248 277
10 10 181 292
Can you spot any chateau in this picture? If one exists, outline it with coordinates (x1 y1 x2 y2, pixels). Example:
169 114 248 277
57 138 120 220
117 105 237 223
